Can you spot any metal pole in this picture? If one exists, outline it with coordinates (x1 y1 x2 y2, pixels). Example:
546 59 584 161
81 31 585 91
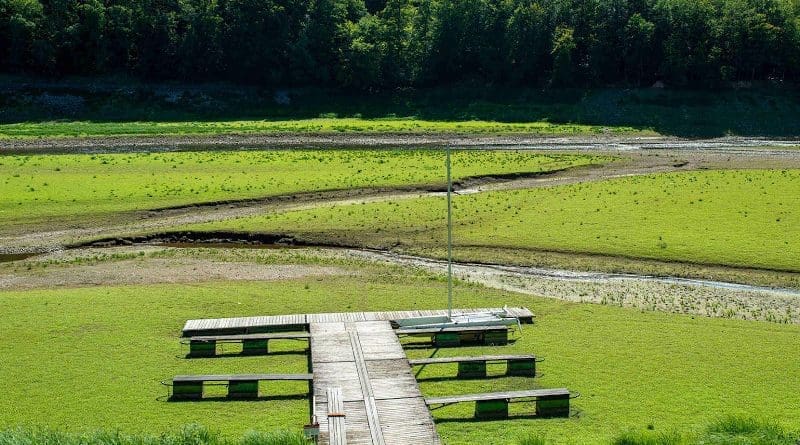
447 146 453 320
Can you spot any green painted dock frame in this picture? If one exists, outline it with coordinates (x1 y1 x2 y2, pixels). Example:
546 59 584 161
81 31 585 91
408 354 539 378
170 374 314 400
184 332 311 358
396 325 512 347
425 388 572 419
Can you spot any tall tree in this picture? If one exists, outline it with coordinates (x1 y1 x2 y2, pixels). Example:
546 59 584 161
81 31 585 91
653 0 716 85
623 12 655 84
506 0 550 84
551 25 576 86
0 0 42 71
175 0 223 79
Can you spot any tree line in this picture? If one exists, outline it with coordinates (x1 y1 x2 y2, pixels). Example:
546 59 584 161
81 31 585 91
1 0 799 88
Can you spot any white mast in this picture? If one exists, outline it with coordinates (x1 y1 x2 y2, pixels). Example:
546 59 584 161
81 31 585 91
447 146 453 320
393 146 519 330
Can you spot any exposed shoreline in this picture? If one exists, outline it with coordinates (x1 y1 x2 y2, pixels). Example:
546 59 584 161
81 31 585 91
2 133 799 153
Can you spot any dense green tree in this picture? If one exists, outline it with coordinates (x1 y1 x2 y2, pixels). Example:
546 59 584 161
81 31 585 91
298 0 364 84
425 0 508 83
342 15 382 87
506 1 549 84
1 0 800 87
713 0 782 80
623 12 656 84
551 25 576 86
174 0 223 79
130 0 179 78
407 0 435 84
376 0 411 85
0 0 42 70
104 4 133 72
653 0 716 84
588 0 630 83
70 0 105 73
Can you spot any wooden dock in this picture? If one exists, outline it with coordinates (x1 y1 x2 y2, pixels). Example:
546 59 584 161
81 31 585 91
180 307 535 445
182 307 534 336
311 321 440 445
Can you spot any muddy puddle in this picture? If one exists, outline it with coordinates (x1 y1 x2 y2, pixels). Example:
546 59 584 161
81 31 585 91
0 253 37 263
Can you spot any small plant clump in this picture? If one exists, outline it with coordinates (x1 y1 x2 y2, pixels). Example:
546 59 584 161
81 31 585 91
608 415 798 445
0 150 606 227
0 425 310 445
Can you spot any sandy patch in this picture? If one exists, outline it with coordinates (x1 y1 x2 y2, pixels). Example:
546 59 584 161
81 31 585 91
0 256 346 290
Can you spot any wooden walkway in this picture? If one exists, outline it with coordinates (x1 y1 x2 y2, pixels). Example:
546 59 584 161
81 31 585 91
311 320 440 445
182 307 533 336
180 307 534 444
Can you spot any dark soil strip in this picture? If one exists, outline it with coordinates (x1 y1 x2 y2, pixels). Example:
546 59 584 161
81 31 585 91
0 253 37 263
71 231 332 249
140 167 576 215
64 233 800 298
69 230 800 279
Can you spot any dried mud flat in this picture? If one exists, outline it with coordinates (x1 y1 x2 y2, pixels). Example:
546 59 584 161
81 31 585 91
3 245 798 325
1 133 799 153
0 246 348 290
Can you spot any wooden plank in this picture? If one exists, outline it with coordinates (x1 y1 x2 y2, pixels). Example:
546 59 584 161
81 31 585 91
425 388 570 406
317 401 373 445
365 359 423 400
182 307 534 336
346 325 386 445
173 373 313 382
327 387 347 445
189 332 310 342
307 319 445 444
313 361 364 403
408 354 535 365
312 338 355 363
357 341 406 361
375 398 441 445
396 325 510 335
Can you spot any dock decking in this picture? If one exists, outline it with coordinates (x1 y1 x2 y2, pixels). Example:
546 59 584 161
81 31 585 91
182 307 534 336
180 307 536 445
312 320 440 445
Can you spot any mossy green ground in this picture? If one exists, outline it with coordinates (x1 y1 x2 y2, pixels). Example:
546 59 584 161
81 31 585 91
0 150 604 226
0 118 650 138
189 169 800 272
3 85 800 138
0 249 798 444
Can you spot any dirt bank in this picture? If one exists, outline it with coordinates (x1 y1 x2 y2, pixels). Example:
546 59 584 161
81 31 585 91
1 133 799 153
3 245 798 324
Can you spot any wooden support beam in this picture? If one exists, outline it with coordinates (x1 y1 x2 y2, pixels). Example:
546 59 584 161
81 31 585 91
171 381 203 400
475 399 508 419
457 361 487 378
188 340 216 357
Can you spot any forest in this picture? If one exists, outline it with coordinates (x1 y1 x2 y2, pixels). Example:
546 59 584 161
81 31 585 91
1 0 799 89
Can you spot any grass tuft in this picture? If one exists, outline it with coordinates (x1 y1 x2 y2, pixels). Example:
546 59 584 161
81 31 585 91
610 416 798 445
612 430 683 445
701 416 798 445
0 426 309 445
518 435 549 445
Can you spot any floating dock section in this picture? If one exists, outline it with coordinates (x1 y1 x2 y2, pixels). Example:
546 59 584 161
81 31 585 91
181 307 535 445
182 307 534 336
